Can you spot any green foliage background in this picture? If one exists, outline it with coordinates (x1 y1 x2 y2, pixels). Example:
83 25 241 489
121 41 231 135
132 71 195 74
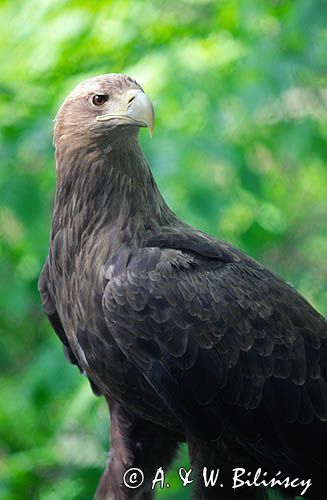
0 0 326 499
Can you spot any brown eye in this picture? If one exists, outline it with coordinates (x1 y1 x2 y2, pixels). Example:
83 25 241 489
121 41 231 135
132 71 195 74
92 94 109 106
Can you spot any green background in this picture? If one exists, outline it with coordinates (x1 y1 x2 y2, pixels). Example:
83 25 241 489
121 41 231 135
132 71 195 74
0 0 326 499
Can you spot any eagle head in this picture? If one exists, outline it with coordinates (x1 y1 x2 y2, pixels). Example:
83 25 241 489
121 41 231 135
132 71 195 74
54 73 154 150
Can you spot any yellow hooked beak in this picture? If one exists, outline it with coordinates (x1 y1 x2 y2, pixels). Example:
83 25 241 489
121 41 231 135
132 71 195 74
96 89 155 137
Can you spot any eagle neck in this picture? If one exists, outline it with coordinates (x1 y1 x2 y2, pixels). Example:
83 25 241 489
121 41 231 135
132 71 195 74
52 139 176 250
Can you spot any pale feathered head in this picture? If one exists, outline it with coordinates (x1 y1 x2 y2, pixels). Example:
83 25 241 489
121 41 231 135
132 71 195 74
54 74 154 151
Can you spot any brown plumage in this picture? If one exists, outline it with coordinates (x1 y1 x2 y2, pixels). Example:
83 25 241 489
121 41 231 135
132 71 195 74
39 74 327 500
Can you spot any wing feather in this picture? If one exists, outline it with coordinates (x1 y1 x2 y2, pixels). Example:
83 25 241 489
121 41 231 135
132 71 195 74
102 242 327 439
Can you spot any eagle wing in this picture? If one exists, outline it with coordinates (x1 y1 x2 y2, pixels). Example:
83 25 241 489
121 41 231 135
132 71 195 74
102 232 327 442
38 260 80 365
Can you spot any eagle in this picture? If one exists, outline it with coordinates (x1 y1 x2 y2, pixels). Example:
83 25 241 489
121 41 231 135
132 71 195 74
39 74 327 500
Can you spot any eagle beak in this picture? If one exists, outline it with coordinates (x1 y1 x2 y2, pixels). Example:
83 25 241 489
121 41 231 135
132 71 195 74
96 89 155 137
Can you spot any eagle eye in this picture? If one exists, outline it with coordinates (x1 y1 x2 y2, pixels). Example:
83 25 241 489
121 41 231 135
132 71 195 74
92 94 109 106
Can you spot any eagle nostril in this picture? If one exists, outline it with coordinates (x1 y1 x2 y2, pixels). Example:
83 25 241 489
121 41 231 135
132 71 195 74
127 95 136 106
